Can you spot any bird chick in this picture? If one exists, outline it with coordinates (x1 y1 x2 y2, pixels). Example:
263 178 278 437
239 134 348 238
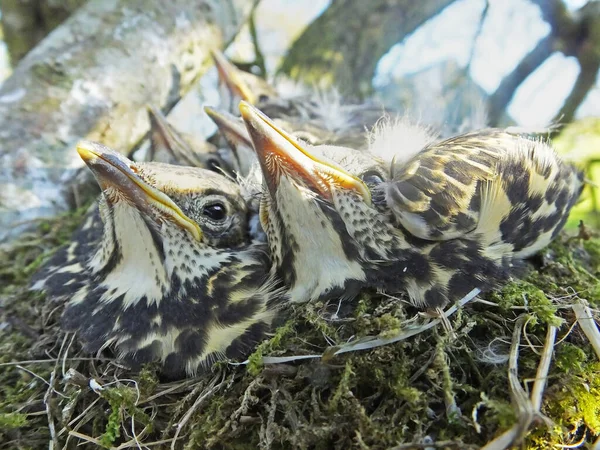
203 102 386 182
212 49 277 113
32 141 281 378
240 102 584 308
146 104 237 174
210 50 391 146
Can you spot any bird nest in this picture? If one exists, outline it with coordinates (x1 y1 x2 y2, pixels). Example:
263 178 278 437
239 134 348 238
1 203 599 449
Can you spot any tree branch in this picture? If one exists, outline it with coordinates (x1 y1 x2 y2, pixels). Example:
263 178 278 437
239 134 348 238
278 0 457 98
553 1 600 132
0 0 257 242
487 35 555 126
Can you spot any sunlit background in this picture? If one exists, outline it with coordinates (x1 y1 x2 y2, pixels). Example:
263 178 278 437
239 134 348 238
0 0 598 225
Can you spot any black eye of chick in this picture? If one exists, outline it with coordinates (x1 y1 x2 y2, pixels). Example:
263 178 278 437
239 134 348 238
258 94 270 103
361 171 384 185
203 203 227 221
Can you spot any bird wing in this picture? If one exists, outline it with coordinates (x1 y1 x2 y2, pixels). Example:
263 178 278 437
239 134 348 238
384 129 583 247
384 130 506 241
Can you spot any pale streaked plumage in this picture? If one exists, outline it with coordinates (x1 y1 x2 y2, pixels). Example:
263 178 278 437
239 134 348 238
32 141 282 378
240 102 583 308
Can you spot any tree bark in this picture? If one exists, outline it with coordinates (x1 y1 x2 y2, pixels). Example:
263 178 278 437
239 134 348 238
487 35 555 126
278 0 457 98
553 1 600 129
1 0 87 65
489 0 600 128
0 0 256 242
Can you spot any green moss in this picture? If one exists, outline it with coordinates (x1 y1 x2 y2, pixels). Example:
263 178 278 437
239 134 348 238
544 362 600 438
329 360 355 411
99 398 122 448
0 412 28 429
99 386 152 448
584 238 600 271
247 319 295 376
490 280 563 327
555 343 588 374
480 395 516 431
1 178 600 448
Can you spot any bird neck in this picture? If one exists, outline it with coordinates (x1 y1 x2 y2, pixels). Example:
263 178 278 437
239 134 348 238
268 179 366 303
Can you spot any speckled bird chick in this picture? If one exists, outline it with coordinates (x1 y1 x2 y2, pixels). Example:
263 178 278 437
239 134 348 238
240 102 584 308
31 141 281 378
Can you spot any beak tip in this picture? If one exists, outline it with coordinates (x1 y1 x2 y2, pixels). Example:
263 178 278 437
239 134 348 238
210 48 224 61
238 101 253 120
76 140 98 161
203 105 216 118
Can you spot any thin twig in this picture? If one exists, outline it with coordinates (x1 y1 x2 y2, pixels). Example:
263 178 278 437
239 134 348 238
481 316 534 450
57 398 100 437
68 431 104 447
465 0 489 73
44 370 59 450
15 365 69 399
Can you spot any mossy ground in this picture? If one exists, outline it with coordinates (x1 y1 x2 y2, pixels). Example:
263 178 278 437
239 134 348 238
1 207 600 449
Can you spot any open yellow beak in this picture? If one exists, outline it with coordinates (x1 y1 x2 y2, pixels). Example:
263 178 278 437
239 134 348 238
76 140 202 241
211 49 257 105
239 101 371 204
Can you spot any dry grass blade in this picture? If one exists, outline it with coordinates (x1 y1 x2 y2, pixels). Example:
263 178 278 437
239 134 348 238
482 316 534 450
170 372 227 450
332 288 481 356
530 325 557 412
572 301 600 360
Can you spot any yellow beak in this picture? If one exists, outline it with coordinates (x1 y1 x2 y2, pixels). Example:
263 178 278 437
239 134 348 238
211 49 257 105
77 140 203 241
204 105 253 149
239 101 371 204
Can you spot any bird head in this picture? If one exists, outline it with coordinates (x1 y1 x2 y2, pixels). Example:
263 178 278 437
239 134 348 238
239 101 392 303
57 141 275 377
211 49 277 111
146 104 228 173
78 140 248 254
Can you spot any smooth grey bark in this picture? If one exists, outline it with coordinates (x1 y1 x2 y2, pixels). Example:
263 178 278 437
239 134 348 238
0 0 256 242
1 0 87 65
278 0 457 98
487 35 555 126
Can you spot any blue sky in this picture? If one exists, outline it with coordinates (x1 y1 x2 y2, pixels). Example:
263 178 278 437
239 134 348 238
373 0 599 125
245 0 598 127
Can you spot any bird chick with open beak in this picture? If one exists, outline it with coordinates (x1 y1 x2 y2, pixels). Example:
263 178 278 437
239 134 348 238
32 141 282 378
240 102 584 308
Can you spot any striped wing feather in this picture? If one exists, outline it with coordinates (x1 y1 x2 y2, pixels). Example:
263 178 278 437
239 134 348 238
385 130 584 253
